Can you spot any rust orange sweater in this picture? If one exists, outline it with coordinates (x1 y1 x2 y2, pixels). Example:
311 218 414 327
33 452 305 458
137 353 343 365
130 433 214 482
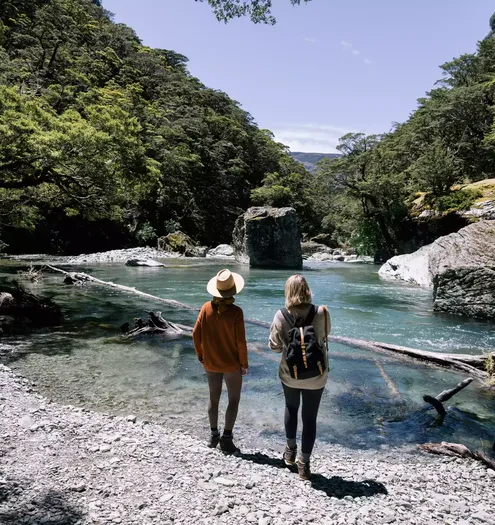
192 301 248 373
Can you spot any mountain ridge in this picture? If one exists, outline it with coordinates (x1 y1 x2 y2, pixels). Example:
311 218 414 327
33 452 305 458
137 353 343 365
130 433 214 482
290 151 341 172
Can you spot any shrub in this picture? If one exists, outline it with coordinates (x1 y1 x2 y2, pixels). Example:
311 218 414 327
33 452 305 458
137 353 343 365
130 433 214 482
435 189 482 213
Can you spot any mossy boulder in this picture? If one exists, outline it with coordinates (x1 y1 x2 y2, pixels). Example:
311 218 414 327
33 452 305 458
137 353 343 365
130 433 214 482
158 232 196 255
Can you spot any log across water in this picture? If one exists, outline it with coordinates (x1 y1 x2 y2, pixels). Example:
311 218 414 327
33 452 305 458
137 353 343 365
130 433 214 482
46 265 495 386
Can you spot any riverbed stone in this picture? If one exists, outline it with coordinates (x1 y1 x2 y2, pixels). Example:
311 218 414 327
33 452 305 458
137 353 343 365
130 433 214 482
1 365 495 525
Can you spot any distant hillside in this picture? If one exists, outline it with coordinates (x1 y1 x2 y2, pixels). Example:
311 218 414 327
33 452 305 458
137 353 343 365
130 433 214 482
290 152 341 172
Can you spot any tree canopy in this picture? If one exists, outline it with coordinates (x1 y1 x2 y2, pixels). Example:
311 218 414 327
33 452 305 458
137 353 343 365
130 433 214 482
0 0 309 253
301 14 495 255
197 0 312 24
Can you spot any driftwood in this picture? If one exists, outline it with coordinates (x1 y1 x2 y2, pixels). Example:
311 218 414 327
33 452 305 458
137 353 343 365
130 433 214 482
17 265 44 283
45 265 494 385
419 442 495 471
329 336 493 384
423 378 473 416
123 311 192 340
0 281 62 333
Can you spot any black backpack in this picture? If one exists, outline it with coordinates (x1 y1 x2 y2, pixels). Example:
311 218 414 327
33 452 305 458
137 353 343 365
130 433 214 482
281 305 328 380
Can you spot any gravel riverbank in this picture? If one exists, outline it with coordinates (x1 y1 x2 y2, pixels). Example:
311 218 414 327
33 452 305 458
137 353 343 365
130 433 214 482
1 365 494 525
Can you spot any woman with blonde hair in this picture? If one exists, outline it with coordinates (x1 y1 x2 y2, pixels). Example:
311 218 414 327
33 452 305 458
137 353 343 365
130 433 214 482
193 269 248 453
269 274 331 480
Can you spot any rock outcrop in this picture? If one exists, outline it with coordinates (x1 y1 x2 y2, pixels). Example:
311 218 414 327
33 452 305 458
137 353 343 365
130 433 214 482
233 207 302 269
379 221 495 287
434 266 495 319
380 221 495 319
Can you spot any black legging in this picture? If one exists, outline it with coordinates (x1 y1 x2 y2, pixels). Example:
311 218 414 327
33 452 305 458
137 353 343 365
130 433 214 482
282 383 324 455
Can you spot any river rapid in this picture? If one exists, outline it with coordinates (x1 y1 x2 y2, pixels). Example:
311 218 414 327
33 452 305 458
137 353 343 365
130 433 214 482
1 257 494 453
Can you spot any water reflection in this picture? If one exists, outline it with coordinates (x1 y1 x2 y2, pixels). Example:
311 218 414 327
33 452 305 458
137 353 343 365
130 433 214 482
1 260 494 453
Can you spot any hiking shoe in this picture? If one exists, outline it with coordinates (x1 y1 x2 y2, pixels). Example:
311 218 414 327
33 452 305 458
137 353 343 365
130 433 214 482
208 433 220 449
283 445 297 466
297 459 311 480
219 435 240 454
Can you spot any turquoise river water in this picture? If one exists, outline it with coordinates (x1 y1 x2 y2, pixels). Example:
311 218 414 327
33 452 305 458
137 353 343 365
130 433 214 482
1 258 494 453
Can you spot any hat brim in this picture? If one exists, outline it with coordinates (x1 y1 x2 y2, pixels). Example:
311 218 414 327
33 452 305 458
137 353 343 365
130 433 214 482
207 273 245 298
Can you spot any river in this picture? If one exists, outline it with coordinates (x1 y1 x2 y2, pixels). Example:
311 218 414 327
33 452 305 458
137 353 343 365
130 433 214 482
1 258 494 452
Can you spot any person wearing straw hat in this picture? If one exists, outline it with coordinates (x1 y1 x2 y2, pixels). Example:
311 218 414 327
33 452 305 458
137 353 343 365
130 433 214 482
193 269 248 453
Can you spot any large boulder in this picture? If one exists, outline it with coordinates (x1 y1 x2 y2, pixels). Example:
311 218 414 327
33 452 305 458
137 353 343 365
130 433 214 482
309 233 334 247
206 244 234 258
434 267 495 319
301 241 333 259
233 207 302 269
379 221 495 320
379 221 495 287
157 231 195 254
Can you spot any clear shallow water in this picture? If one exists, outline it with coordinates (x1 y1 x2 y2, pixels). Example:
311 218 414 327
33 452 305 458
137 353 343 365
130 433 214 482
1 259 494 452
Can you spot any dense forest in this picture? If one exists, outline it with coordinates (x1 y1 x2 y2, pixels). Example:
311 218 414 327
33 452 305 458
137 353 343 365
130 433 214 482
306 15 495 254
1 0 495 256
0 0 311 254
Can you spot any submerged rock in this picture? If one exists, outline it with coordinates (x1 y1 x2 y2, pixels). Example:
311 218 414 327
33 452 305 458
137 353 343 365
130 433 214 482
125 258 165 267
233 207 302 269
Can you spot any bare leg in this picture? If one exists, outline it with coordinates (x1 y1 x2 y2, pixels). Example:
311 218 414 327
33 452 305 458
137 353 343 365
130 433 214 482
206 371 223 430
223 371 243 431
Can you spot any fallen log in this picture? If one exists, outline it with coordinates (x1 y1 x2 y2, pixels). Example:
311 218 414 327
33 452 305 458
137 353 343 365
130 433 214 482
45 265 494 385
419 442 495 471
423 377 474 416
329 336 492 383
46 265 271 329
123 311 192 340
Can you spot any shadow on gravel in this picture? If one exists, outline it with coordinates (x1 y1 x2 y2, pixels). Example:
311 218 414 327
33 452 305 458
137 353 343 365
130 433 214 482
0 479 84 524
238 452 388 499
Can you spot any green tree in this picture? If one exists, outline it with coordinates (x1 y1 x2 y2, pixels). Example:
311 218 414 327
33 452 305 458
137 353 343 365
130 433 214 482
196 0 312 24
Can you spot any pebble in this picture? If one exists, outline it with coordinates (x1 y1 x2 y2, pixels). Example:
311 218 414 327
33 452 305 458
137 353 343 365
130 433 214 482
214 477 237 487
1 367 494 525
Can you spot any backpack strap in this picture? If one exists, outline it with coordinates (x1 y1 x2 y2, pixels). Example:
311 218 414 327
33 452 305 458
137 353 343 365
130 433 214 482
302 304 317 327
280 308 295 328
322 305 329 351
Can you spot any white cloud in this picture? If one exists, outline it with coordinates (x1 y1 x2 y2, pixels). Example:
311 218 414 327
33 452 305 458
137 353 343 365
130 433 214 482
340 40 372 65
272 123 355 153
304 36 317 44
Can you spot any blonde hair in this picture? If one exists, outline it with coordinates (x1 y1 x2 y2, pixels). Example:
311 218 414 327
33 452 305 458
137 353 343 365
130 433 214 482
284 274 312 309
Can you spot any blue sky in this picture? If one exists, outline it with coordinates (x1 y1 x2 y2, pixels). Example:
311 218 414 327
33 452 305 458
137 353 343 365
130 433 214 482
103 0 495 152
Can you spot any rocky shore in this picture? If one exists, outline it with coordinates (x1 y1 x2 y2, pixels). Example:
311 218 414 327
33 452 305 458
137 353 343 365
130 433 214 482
1 365 494 525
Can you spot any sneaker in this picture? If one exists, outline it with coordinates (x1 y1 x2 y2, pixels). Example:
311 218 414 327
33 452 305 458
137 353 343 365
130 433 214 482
297 459 311 480
219 435 240 454
283 445 297 466
208 433 220 449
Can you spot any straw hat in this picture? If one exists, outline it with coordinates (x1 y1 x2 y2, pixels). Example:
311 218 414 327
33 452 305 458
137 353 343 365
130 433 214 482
207 269 245 298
